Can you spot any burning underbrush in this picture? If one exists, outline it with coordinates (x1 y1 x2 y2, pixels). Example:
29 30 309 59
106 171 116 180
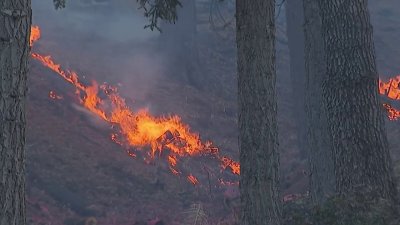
27 25 242 224
30 26 239 188
25 2 400 222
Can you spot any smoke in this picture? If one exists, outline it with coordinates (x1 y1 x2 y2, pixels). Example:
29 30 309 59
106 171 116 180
70 103 110 130
32 0 167 112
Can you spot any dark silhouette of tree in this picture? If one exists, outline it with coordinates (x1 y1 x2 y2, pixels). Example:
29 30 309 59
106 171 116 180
317 0 398 203
50 0 285 223
303 0 335 204
285 0 308 160
158 0 201 89
0 0 31 225
236 0 281 224
137 0 282 223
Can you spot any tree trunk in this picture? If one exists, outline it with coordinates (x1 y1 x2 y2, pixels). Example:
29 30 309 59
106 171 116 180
285 0 308 160
236 0 281 224
159 0 201 88
0 0 31 225
317 0 398 202
303 0 335 204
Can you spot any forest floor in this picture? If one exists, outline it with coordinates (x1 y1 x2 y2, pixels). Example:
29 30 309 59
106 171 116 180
26 1 400 225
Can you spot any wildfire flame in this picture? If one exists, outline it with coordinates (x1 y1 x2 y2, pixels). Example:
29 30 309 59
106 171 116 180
187 174 199 185
379 75 400 100
30 26 41 47
379 76 400 120
30 26 239 185
29 26 400 188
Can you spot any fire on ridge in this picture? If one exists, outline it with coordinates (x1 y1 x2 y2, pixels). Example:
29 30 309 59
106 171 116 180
29 26 240 186
29 25 400 186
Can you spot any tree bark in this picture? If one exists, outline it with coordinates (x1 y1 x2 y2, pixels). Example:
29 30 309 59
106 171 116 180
236 0 281 224
317 0 398 202
303 0 335 204
285 0 308 160
159 0 201 88
0 0 31 225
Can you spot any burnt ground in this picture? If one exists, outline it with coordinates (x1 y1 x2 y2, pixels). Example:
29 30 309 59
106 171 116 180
26 1 400 225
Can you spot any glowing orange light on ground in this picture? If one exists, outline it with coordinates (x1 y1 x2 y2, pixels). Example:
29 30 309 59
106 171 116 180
30 26 240 185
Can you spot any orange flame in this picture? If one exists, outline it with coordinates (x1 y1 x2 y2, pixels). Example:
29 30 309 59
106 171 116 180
220 156 240 175
379 76 400 120
187 174 199 185
379 75 400 100
30 25 400 188
30 26 240 185
30 26 41 47
168 155 178 167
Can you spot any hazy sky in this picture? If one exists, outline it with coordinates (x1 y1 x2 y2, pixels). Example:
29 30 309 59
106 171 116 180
31 0 169 110
32 0 157 42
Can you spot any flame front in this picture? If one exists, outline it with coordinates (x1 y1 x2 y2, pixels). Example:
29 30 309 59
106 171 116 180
30 26 240 185
379 75 400 100
30 26 40 47
30 26 400 188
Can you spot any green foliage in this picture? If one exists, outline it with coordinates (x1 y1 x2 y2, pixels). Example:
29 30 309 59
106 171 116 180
136 0 182 31
53 0 66 9
182 203 209 225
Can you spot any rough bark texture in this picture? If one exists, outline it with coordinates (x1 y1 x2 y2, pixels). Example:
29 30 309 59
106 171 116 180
159 0 200 88
303 0 335 204
285 0 308 160
0 0 31 225
236 0 281 224
317 0 398 202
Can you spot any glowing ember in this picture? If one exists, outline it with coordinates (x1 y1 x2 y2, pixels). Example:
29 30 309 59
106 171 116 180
30 26 240 185
49 90 63 100
220 156 240 175
187 174 199 185
383 103 400 120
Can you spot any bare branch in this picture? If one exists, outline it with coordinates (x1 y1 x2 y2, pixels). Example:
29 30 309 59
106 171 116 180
53 0 66 9
137 0 182 31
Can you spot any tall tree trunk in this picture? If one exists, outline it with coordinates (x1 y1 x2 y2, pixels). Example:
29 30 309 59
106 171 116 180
159 0 201 88
303 0 335 204
236 0 281 224
285 0 308 159
0 0 31 225
317 0 398 202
